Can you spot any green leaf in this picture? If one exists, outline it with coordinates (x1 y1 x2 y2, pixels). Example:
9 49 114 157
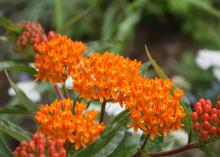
0 61 37 74
109 133 141 157
145 46 168 79
111 109 130 124
186 0 220 19
139 61 151 76
5 71 38 116
74 110 129 157
0 137 13 157
58 5 95 33
143 135 164 152
54 0 63 30
0 119 31 141
0 16 22 33
0 105 28 114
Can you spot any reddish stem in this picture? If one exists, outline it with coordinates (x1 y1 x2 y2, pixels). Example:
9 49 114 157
99 101 106 123
147 142 198 157
54 84 64 100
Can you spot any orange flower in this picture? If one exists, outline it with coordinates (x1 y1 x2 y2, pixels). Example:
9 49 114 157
34 35 86 84
71 52 141 103
35 99 105 150
125 76 185 139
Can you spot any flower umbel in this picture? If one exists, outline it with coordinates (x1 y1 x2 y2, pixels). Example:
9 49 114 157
13 132 66 157
191 98 220 143
35 99 105 150
34 35 86 84
71 52 141 103
125 76 185 139
15 21 47 51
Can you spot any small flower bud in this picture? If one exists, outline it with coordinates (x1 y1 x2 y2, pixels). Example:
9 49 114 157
216 101 220 109
210 126 217 135
202 113 209 121
55 139 63 151
204 103 212 113
201 130 209 139
48 31 55 39
202 121 210 131
211 108 217 114
193 122 200 131
191 112 198 122
210 114 218 123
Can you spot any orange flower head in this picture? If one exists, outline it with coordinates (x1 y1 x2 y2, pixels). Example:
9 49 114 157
71 52 141 103
34 35 86 84
125 76 185 139
35 99 105 150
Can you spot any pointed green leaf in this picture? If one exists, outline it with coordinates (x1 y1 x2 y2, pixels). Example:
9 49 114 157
0 105 28 114
54 0 63 30
109 133 141 157
0 61 37 74
5 71 38 116
0 16 22 33
58 5 95 33
0 137 13 157
0 119 31 141
74 110 129 157
145 46 168 79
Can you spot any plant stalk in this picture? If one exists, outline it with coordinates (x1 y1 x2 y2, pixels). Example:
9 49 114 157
147 142 198 157
54 84 64 100
99 101 106 123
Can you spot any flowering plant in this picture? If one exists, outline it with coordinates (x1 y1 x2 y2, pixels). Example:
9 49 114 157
0 16 219 157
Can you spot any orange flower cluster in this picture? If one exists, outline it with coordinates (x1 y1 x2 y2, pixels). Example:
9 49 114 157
35 99 105 150
71 52 141 103
34 35 86 84
124 76 185 139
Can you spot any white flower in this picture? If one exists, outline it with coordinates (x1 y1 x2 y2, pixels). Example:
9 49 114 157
8 81 41 102
105 102 125 116
57 76 73 89
196 49 220 70
127 128 143 136
170 130 188 145
196 49 220 81
213 68 220 81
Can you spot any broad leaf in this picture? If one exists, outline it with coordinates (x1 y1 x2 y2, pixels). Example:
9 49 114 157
74 110 129 157
109 133 141 157
0 137 13 157
0 16 22 33
0 119 31 141
5 71 38 116
0 105 28 114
